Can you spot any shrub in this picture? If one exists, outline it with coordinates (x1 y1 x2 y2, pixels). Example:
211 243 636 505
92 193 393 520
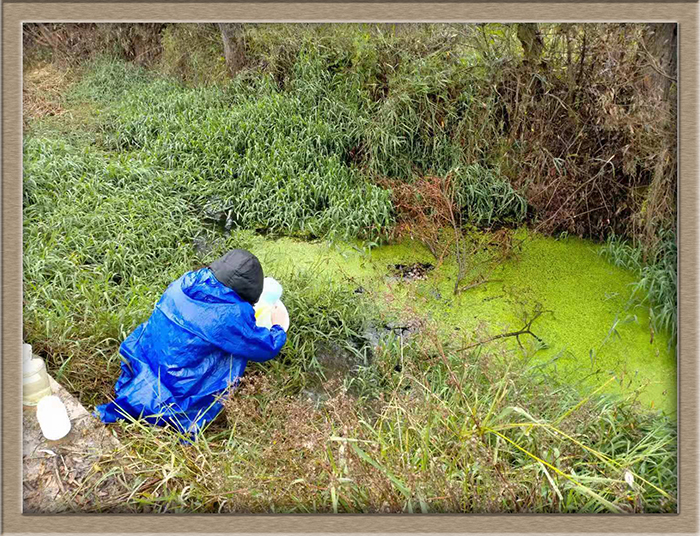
452 164 528 227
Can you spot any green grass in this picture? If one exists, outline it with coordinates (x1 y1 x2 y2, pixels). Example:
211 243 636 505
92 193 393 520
62 312 677 513
71 58 394 241
600 230 677 343
57 42 527 242
452 164 527 226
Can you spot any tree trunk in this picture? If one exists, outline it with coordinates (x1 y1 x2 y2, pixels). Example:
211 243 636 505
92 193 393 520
218 23 246 77
517 23 544 67
642 23 677 102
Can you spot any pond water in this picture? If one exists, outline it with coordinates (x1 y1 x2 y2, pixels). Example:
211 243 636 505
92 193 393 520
249 230 677 417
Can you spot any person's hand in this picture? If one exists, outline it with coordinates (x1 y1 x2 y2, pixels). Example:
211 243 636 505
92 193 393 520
271 302 289 332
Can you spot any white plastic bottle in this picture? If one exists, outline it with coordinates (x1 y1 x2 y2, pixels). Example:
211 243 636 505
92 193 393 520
36 395 72 441
254 277 283 329
22 343 52 406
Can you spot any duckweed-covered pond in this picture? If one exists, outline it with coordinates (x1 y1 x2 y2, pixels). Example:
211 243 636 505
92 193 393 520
252 231 676 416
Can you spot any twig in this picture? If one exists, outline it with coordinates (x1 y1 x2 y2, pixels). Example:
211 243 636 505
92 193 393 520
531 156 613 235
482 437 521 511
53 457 67 495
459 278 503 293
458 309 549 352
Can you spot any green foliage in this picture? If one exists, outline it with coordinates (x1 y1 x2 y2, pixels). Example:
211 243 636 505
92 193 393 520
58 26 535 243
66 57 154 104
452 164 527 226
261 266 373 391
68 57 394 242
600 230 677 341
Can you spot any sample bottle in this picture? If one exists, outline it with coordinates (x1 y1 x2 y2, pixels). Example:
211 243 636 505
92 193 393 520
36 395 72 441
254 277 283 329
22 343 52 406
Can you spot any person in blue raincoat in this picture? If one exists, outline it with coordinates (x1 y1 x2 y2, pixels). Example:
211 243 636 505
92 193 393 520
96 249 288 436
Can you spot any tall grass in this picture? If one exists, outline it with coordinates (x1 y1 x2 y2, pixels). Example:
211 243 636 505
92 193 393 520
56 318 677 513
452 164 527 227
62 49 527 241
70 59 394 241
600 230 677 342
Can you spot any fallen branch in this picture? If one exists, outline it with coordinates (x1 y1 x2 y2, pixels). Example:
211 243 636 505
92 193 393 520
459 278 503 293
458 308 550 351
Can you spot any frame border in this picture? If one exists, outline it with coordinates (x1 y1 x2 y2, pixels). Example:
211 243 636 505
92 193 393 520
3 4 696 534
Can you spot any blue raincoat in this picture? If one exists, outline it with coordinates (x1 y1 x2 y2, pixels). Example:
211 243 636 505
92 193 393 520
95 267 287 434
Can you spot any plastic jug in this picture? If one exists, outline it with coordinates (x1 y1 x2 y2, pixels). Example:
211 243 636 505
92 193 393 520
37 395 71 440
23 343 52 406
254 277 283 329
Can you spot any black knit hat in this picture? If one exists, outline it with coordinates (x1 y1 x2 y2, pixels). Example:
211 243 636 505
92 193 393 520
209 249 264 304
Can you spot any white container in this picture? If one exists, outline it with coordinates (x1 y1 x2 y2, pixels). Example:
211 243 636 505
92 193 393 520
271 301 290 332
36 395 72 441
22 343 52 406
254 277 284 329
259 277 283 305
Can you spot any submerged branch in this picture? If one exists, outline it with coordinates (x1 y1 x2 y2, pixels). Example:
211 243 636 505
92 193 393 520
458 308 550 352
459 278 503 293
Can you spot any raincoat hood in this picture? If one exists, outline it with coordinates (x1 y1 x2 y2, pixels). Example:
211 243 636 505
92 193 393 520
209 249 264 304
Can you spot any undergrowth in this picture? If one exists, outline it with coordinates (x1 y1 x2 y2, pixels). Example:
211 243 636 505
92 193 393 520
71 59 394 241
60 316 677 513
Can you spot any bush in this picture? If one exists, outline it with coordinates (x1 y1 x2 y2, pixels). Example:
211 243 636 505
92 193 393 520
452 164 527 227
25 23 677 247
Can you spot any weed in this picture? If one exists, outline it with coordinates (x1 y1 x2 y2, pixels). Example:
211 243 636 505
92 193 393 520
600 230 677 342
57 326 676 513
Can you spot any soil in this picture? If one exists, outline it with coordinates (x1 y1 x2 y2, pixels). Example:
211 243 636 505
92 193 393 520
23 376 128 512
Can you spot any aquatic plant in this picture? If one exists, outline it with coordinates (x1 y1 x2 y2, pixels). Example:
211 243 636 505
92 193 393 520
600 230 677 342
